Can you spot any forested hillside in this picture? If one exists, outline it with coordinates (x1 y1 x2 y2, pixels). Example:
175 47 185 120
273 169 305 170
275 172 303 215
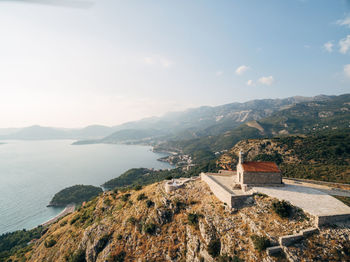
219 129 350 183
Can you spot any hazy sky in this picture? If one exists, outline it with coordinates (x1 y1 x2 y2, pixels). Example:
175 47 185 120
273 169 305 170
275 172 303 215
0 0 350 128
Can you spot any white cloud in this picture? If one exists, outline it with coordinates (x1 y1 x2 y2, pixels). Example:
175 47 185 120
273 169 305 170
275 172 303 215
235 65 249 75
216 71 223 77
246 80 255 86
337 16 350 28
344 64 350 79
143 55 173 68
323 41 333 53
339 35 350 54
258 76 274 86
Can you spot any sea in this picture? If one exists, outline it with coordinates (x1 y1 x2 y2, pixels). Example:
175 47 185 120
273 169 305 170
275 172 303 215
0 140 172 235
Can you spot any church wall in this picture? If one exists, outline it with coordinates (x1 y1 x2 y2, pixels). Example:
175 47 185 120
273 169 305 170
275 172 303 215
242 172 282 185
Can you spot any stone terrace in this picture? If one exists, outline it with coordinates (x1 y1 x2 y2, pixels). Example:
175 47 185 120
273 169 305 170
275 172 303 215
252 184 350 226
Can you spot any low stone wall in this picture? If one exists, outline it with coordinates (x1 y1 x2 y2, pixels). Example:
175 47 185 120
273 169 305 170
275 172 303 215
316 214 350 227
279 228 318 247
201 173 233 206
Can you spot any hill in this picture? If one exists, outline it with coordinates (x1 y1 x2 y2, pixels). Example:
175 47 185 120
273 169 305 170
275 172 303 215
218 129 350 184
4 180 350 262
49 185 103 207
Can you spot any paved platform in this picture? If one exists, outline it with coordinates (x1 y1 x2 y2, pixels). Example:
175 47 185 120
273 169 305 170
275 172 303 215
284 179 350 197
253 184 350 217
206 173 246 196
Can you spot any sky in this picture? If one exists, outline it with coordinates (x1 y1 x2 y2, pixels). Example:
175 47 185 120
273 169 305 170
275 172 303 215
0 0 350 128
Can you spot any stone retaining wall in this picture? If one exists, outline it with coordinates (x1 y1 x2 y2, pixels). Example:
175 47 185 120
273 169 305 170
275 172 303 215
201 173 252 208
316 214 350 227
201 173 233 206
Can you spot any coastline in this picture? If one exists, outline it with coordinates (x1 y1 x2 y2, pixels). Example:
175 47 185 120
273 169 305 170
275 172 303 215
41 204 75 227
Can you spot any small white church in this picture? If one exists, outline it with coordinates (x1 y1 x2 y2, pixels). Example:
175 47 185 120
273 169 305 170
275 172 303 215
236 151 283 191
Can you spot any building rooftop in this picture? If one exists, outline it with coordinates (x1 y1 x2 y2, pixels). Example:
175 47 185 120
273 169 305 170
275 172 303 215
242 161 280 173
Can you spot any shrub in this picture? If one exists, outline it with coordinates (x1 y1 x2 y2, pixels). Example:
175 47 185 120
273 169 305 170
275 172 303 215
117 234 123 240
60 220 67 227
133 185 143 191
120 194 131 202
207 239 221 258
137 193 147 201
70 214 80 225
104 198 111 206
108 250 126 262
272 200 292 218
250 235 270 252
187 213 199 226
113 188 118 194
68 249 86 262
127 217 136 225
44 239 56 248
146 200 154 208
143 223 156 235
217 255 242 262
174 199 186 212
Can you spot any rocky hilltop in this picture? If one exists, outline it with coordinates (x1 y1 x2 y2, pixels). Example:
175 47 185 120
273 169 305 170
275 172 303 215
9 180 350 262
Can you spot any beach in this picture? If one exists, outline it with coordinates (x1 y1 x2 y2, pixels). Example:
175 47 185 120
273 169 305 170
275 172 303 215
41 204 75 227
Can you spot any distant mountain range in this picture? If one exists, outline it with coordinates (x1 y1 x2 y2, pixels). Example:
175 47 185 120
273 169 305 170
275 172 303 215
158 93 350 157
1 94 348 146
74 94 334 145
0 125 118 140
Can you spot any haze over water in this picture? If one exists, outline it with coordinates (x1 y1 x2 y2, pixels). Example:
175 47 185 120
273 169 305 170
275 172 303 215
0 140 172 235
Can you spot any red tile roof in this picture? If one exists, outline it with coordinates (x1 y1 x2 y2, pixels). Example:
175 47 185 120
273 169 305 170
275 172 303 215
241 161 280 173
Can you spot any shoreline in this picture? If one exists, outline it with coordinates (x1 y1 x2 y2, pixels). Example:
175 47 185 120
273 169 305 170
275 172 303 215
41 204 75 227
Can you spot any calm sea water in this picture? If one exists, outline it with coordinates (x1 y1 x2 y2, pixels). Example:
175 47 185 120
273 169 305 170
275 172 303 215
0 140 172 235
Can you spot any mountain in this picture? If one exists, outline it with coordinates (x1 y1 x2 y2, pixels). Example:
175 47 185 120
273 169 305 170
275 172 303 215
0 125 117 140
88 95 332 145
157 94 350 156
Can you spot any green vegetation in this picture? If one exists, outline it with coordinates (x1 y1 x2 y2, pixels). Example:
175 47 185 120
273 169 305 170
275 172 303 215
187 213 199 227
217 255 243 262
67 248 86 262
102 159 219 191
107 250 126 262
143 223 157 235
44 238 57 248
120 193 131 202
146 200 154 208
0 226 44 261
272 200 292 218
69 198 98 227
49 185 102 207
207 239 221 258
136 193 147 201
127 216 136 225
250 235 270 252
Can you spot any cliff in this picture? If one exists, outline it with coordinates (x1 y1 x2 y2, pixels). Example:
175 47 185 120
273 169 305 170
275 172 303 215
8 180 350 261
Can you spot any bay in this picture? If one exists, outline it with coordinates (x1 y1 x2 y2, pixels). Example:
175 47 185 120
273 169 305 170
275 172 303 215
0 140 172 235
